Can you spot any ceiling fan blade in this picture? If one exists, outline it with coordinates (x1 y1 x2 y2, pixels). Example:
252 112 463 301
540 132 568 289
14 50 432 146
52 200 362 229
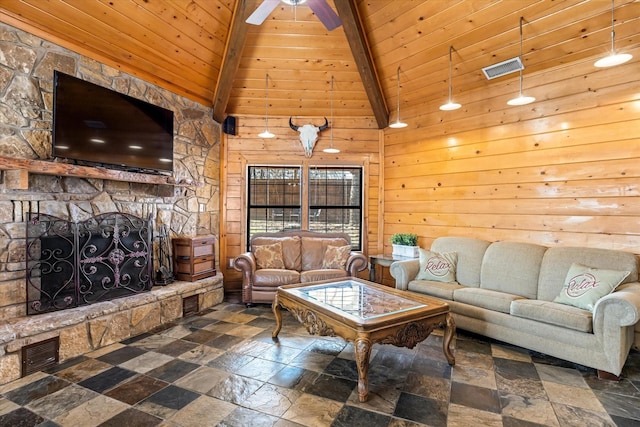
246 0 280 25
307 0 342 31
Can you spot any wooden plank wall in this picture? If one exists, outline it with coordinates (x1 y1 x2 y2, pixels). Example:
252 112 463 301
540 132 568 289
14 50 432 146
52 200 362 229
221 115 381 291
383 47 640 255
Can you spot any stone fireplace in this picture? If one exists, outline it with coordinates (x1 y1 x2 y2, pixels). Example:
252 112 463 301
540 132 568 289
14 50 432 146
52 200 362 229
0 23 223 384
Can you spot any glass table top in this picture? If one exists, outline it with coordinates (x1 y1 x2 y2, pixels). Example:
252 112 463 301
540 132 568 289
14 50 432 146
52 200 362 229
285 280 427 320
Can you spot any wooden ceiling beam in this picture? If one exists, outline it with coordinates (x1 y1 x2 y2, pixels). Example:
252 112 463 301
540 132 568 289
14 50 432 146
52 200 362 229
213 0 256 123
334 0 388 129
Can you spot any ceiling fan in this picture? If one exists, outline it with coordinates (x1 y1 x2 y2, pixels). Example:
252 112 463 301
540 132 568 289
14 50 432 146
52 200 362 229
246 0 342 31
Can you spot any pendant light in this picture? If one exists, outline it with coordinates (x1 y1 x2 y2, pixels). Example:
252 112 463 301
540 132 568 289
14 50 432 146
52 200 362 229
507 17 535 106
323 75 340 154
439 46 461 111
594 0 632 67
389 66 407 128
258 73 275 138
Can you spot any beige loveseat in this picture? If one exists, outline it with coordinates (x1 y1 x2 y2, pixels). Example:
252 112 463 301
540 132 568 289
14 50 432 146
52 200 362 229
233 230 367 305
390 236 640 378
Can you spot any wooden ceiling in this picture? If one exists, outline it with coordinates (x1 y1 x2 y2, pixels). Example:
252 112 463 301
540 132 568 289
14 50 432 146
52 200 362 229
2 0 638 128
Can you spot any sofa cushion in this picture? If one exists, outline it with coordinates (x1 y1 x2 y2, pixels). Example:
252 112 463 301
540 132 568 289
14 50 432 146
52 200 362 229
408 280 463 301
553 263 630 312
453 288 525 314
301 269 348 282
431 237 491 287
322 245 351 269
253 269 301 287
510 299 593 333
480 241 547 299
301 237 348 271
537 246 639 302
252 236 301 270
253 242 285 269
415 249 457 282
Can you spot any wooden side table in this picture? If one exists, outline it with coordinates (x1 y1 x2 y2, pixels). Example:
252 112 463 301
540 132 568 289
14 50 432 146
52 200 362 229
369 254 416 287
172 235 216 282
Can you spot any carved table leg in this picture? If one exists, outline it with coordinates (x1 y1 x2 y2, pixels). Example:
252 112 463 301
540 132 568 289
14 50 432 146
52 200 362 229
354 334 372 402
272 293 282 339
442 313 456 365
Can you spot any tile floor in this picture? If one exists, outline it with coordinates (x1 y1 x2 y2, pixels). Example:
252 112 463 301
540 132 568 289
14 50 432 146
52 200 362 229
2 300 640 426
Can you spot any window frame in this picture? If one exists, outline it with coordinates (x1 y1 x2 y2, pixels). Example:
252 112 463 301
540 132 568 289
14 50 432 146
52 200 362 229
307 166 363 250
245 163 364 250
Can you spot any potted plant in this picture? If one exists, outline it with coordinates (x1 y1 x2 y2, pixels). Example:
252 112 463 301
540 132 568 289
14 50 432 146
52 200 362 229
391 233 419 258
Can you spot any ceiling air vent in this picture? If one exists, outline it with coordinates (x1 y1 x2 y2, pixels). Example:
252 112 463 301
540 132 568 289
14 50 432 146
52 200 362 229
482 57 523 80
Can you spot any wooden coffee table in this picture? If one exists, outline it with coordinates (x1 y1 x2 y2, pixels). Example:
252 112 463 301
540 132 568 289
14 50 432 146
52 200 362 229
272 278 455 402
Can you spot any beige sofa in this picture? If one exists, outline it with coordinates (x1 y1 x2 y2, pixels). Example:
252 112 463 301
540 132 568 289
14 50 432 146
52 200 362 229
390 236 640 378
233 230 367 305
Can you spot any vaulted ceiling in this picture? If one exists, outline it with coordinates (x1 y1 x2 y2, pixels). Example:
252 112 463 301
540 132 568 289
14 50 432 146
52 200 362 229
2 0 638 129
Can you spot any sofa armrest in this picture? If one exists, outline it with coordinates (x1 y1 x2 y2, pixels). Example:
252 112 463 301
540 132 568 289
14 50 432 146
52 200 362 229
594 282 640 328
233 252 256 303
390 259 420 291
233 252 256 273
346 252 367 276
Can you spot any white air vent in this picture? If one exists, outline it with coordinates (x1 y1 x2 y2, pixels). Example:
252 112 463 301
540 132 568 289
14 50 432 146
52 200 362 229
482 57 523 80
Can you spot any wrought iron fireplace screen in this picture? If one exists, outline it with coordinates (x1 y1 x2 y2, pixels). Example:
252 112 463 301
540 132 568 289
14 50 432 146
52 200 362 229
26 212 153 315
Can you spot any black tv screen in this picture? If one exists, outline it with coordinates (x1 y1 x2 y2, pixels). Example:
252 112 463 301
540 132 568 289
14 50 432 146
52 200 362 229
52 71 174 174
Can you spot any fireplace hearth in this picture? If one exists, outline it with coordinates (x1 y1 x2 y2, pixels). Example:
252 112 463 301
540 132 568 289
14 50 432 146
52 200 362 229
26 212 153 315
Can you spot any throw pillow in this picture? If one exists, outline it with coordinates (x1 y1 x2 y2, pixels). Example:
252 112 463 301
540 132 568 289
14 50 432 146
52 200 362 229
553 263 630 312
322 244 351 269
253 242 285 269
415 249 458 282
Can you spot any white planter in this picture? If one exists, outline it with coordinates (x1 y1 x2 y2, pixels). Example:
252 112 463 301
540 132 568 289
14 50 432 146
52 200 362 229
392 244 420 258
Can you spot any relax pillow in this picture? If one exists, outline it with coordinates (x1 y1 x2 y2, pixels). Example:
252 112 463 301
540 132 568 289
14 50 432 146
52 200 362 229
415 249 458 283
253 242 285 269
322 244 351 269
553 263 630 312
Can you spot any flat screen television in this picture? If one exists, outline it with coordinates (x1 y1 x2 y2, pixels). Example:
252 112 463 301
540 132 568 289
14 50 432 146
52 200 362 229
52 71 174 174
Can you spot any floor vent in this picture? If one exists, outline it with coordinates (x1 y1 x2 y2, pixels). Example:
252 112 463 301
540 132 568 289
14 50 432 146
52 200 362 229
22 337 59 377
183 295 199 317
482 57 523 80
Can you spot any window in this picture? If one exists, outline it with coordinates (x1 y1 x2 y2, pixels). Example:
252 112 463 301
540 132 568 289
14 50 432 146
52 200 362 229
246 165 363 250
309 167 362 250
247 166 302 242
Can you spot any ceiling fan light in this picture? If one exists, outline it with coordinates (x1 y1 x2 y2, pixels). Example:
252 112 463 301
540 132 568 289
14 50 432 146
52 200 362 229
507 95 535 106
594 52 632 67
439 101 461 111
281 0 307 5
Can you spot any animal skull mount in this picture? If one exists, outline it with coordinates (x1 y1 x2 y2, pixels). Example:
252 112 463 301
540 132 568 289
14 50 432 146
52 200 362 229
289 117 329 158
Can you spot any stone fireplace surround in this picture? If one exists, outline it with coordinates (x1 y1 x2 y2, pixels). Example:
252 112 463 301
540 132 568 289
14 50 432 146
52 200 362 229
0 273 223 385
0 23 224 385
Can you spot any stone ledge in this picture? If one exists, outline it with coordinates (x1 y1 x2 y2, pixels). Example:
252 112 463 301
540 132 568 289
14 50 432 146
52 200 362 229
0 274 224 385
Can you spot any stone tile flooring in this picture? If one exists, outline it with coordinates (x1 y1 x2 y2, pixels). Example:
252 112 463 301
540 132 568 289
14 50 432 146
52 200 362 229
2 300 640 426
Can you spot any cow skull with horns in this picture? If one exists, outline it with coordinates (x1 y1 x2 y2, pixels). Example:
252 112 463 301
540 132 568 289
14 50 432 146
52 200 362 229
289 117 329 158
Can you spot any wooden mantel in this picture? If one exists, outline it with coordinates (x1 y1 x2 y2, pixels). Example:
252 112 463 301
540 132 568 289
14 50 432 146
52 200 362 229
0 156 198 189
